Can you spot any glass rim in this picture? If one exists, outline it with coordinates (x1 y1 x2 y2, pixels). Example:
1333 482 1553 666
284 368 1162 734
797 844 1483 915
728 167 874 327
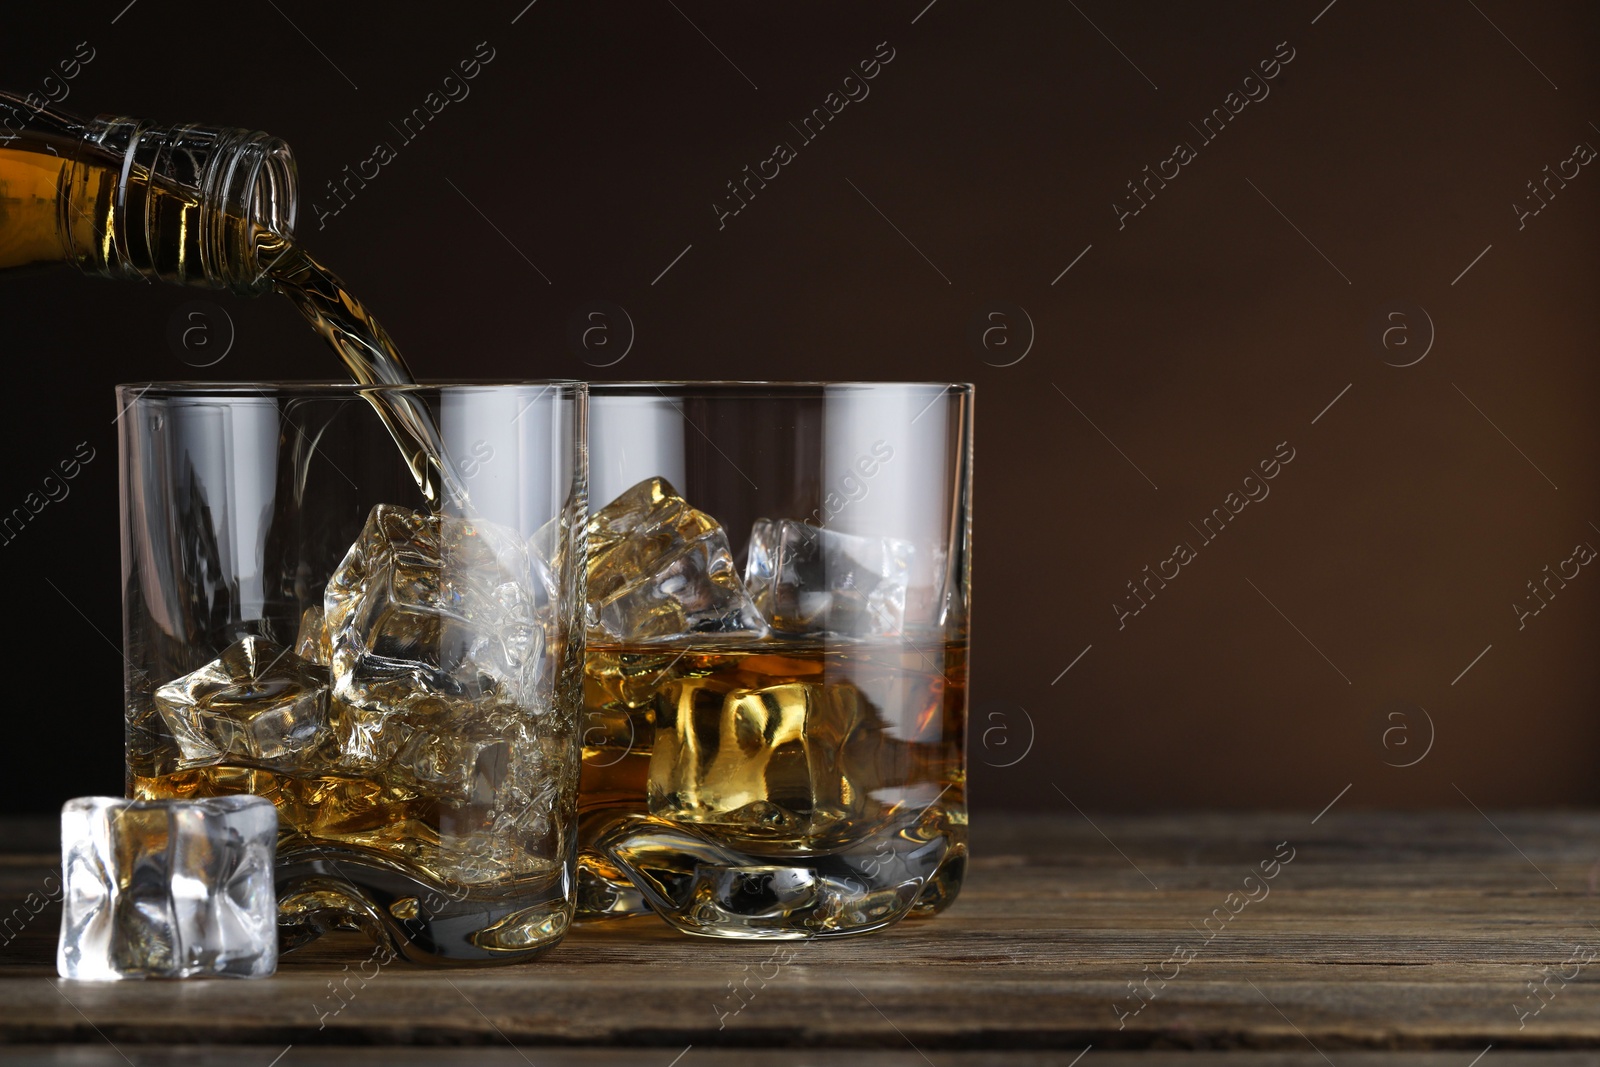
115 379 586 398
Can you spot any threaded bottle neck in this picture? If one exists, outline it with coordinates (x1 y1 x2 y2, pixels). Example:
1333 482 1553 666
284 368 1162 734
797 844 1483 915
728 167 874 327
76 116 298 293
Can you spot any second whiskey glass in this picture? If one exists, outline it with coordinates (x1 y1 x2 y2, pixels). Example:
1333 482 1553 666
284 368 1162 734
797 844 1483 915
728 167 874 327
579 382 972 938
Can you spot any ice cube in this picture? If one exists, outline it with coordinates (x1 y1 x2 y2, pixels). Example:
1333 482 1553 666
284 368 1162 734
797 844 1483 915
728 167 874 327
744 519 915 636
324 505 544 713
394 724 514 805
648 676 872 840
58 795 278 980
328 696 549 811
586 477 765 642
153 636 332 772
525 513 576 700
429 717 575 884
325 696 415 773
527 513 565 609
294 604 331 666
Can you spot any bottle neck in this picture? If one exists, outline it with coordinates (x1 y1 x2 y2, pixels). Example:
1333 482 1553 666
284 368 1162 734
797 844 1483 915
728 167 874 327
73 116 298 293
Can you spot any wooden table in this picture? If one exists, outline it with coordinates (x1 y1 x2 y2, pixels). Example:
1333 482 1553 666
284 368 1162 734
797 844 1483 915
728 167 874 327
2 812 1597 1064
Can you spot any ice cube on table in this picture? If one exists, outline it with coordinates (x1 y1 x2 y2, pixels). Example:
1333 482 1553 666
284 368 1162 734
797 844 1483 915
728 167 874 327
153 635 332 772
58 795 277 980
324 505 544 713
586 477 766 642
648 675 871 839
744 519 915 636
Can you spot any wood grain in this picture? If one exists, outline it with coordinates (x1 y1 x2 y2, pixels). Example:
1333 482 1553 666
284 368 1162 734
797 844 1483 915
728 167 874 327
2 812 1597 1060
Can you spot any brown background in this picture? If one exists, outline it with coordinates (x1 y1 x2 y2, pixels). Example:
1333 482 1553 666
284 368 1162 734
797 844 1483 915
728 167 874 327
1 1 1595 815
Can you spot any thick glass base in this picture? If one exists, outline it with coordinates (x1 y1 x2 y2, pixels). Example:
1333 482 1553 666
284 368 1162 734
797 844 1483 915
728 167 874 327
576 852 652 919
590 811 965 939
135 768 577 965
276 845 571 965
908 840 967 917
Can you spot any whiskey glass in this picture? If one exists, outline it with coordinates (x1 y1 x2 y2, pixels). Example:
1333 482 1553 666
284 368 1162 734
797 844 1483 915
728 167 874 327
579 382 972 938
119 382 586 963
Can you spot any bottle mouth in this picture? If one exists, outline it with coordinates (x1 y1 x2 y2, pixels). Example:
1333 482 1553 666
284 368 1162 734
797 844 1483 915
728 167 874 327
207 130 297 292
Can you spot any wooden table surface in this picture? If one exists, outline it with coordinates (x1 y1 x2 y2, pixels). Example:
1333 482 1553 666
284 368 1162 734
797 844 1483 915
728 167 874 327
2 811 1597 1065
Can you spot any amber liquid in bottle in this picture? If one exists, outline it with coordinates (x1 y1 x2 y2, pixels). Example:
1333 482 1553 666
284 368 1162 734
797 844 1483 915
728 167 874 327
0 146 105 272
